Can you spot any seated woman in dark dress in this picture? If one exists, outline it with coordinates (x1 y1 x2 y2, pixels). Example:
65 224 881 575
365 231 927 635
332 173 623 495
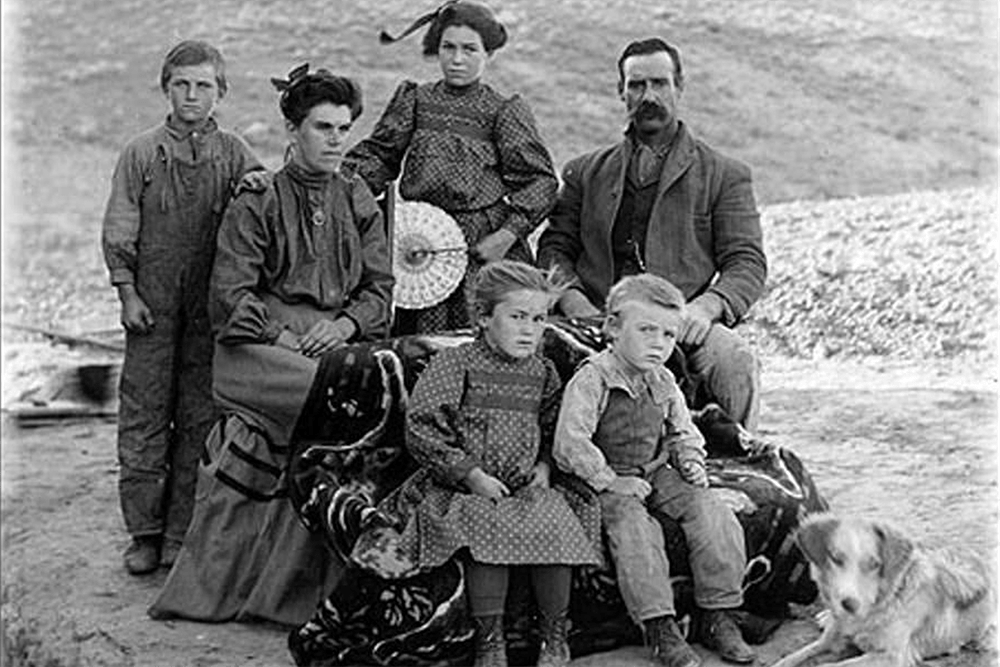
149 66 393 625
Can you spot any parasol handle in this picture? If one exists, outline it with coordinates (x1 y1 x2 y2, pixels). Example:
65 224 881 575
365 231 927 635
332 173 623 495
404 246 469 262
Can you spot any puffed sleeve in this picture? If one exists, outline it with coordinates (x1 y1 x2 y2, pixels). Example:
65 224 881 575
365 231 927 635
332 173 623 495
341 177 394 338
494 95 559 239
345 81 418 197
209 191 284 345
406 347 479 487
101 139 150 286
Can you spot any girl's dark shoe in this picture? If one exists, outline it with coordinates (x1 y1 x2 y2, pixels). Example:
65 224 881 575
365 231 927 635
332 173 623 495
536 609 570 667
472 614 508 667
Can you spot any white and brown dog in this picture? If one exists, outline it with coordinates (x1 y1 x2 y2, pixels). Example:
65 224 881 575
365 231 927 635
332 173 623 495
771 512 995 667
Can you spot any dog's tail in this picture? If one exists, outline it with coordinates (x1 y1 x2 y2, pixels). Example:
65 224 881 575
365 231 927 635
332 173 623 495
938 551 995 612
936 548 997 649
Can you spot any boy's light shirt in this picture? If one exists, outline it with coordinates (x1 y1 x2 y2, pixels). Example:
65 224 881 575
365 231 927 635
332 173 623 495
553 348 706 492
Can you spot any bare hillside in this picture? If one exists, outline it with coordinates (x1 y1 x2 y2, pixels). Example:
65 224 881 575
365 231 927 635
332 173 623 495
3 0 998 366
3 0 997 204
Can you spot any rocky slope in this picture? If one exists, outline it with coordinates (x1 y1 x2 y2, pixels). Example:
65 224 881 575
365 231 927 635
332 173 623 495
741 186 997 367
4 185 997 378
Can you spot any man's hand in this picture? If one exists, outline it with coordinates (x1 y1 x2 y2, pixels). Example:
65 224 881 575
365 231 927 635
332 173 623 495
299 317 356 357
528 461 551 489
607 475 652 499
466 467 510 499
235 169 273 196
559 288 601 319
741 429 775 457
117 285 155 335
473 228 517 264
680 295 723 346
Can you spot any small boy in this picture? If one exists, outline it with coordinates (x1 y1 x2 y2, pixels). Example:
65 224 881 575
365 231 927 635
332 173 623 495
101 40 263 575
552 274 755 667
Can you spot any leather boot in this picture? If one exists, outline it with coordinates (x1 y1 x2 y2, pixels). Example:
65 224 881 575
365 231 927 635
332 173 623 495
536 609 570 667
699 609 756 664
472 614 507 667
644 615 702 667
123 536 160 575
159 537 183 568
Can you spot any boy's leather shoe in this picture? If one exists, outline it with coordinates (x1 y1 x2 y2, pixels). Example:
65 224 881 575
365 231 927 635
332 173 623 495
160 538 183 568
644 615 702 667
699 609 756 664
123 537 160 575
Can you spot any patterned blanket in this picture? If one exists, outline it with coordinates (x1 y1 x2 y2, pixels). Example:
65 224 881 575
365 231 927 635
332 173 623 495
285 319 827 666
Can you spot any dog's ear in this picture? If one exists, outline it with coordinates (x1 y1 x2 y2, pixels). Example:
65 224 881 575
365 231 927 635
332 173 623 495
796 513 839 566
873 522 914 587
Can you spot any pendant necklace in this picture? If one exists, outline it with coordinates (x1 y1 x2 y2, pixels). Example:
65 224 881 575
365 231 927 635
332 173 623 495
309 189 327 226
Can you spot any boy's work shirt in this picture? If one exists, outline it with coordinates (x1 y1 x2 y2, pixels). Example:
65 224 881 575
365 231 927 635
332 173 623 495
553 349 706 492
102 115 263 291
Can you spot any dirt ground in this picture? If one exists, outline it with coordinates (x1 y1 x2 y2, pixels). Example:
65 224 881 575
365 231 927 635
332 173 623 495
1 353 996 667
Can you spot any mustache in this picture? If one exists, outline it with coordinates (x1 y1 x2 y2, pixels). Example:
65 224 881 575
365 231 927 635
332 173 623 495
632 100 668 119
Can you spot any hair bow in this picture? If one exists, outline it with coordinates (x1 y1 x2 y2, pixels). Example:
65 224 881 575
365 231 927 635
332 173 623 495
378 0 459 44
270 63 311 92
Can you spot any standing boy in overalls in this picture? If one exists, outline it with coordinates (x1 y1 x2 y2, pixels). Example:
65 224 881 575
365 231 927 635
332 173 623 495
102 40 263 574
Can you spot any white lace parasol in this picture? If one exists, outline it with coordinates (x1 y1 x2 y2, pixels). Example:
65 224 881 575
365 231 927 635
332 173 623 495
391 201 468 310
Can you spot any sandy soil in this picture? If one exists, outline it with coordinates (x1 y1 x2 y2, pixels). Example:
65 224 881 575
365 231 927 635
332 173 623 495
1 354 996 667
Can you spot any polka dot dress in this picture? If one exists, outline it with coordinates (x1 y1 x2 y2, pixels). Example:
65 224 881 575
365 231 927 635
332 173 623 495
381 337 601 568
346 79 558 333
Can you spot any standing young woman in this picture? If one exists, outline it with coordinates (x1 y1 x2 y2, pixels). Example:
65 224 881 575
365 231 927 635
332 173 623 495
347 1 559 333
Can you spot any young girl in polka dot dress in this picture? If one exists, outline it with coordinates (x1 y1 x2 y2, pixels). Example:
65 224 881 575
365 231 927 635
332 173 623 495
381 260 601 667
347 1 559 334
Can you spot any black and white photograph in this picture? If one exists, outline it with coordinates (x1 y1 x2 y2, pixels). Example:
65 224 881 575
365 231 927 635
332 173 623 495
1 1 997 666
